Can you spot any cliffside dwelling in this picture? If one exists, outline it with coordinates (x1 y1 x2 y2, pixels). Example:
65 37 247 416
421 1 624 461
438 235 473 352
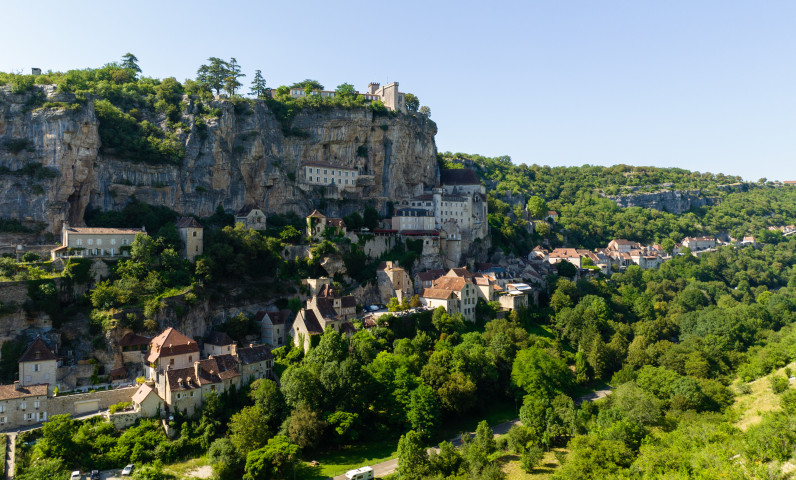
289 81 407 112
234 204 267 230
291 285 357 352
420 269 481 322
51 224 145 260
176 217 203 262
302 162 360 190
256 309 293 348
377 261 413 303
306 210 347 240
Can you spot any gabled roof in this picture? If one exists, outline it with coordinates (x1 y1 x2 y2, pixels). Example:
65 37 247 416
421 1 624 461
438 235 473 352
315 298 340 320
205 331 235 347
0 383 48 400
416 269 445 282
237 344 273 365
422 288 457 300
327 218 346 229
299 309 324 334
261 309 293 325
341 297 357 308
432 276 469 291
19 337 56 363
440 168 481 186
132 383 156 404
147 328 199 363
446 267 474 279
119 332 152 347
64 226 145 235
235 204 262 217
175 217 202 228
307 210 326 219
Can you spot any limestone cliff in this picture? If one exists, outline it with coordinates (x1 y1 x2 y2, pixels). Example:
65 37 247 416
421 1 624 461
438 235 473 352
0 86 438 233
607 190 717 213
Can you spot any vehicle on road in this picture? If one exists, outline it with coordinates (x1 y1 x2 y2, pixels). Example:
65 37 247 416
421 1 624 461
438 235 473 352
345 466 374 480
122 464 134 476
70 472 82 480
90 470 100 480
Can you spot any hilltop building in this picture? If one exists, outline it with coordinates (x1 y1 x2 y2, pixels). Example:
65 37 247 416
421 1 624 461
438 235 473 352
289 81 407 112
306 210 347 240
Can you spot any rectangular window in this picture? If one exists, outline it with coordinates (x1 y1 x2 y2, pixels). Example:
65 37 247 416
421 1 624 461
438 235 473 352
38 412 46 420
34 364 40 372
20 402 26 410
0 416 6 424
34 401 40 409
324 169 327 174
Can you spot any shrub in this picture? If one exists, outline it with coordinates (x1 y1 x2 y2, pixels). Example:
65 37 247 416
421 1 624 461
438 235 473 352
770 375 789 394
109 401 131 414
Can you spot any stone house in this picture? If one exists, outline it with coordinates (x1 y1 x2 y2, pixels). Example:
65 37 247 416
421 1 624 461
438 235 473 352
51 224 145 260
682 236 717 251
498 290 529 311
203 331 236 357
391 208 436 232
0 383 48 428
414 269 446 294
421 275 480 322
162 355 241 417
176 217 203 261
145 328 200 388
236 345 274 384
306 210 347 240
256 309 292 347
131 383 162 418
18 337 59 394
288 81 406 112
291 290 357 352
235 204 267 230
377 261 413 302
119 332 152 364
607 239 642 253
548 248 583 268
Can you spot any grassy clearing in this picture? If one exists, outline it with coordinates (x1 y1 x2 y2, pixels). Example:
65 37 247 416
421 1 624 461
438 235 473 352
501 448 567 480
298 438 398 479
164 456 211 479
733 361 796 430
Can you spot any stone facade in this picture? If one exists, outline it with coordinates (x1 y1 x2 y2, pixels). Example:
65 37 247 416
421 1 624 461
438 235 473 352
52 225 145 260
176 217 203 262
234 205 267 230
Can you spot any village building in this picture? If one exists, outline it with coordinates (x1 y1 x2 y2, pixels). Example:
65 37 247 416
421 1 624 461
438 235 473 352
51 224 145 260
421 274 480 322
176 217 203 261
391 208 436 232
119 332 152 364
606 239 643 253
131 383 162 418
377 261 414 302
548 248 583 268
306 210 347 240
145 328 200 387
18 337 59 394
0 383 49 428
413 269 446 294
291 286 357 352
682 236 717 251
289 81 406 112
302 161 360 189
256 309 293 347
203 331 236 357
234 204 267 230
236 344 274 384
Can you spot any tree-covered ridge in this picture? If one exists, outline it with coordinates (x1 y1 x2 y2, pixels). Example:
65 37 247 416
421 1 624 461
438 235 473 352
440 152 796 251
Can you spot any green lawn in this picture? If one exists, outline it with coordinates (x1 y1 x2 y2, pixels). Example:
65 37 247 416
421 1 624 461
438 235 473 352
297 438 399 479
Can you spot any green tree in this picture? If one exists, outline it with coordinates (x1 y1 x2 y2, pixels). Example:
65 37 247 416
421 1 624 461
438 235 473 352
279 225 301 243
209 438 244 480
397 430 429 480
224 57 245 96
526 196 548 219
463 420 496 474
419 105 431 117
229 405 272 455
16 457 70 480
521 445 545 473
287 403 326 449
250 69 268 98
407 384 439 435
121 53 141 75
511 347 573 398
335 83 356 98
243 435 301 480
197 57 229 95
404 93 420 112
290 79 324 90
37 414 79 464
363 206 379 230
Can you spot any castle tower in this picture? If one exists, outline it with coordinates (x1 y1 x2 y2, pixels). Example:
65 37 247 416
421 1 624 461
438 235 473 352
176 217 203 262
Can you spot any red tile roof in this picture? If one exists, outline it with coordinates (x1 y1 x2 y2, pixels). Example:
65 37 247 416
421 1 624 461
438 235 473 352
19 337 56 363
0 383 48 400
147 328 199 363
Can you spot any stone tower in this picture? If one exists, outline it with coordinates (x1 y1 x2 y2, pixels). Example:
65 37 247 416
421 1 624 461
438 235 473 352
176 217 203 262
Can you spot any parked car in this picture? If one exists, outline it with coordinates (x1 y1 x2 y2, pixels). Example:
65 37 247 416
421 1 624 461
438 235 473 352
90 470 100 480
70 472 81 480
122 464 135 476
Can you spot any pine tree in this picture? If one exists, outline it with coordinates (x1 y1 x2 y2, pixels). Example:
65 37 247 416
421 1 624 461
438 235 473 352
250 69 267 98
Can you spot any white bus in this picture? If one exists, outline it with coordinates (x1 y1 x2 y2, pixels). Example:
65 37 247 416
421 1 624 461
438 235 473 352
345 466 374 480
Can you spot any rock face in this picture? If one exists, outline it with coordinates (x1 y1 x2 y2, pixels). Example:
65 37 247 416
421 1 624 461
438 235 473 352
0 86 438 233
607 190 717 214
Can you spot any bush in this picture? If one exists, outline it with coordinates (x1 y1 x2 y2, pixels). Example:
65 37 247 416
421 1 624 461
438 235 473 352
770 375 789 394
521 445 545 473
109 401 131 414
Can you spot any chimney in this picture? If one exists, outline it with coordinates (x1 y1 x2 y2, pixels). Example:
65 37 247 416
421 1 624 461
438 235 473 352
13 381 21 391
194 361 200 380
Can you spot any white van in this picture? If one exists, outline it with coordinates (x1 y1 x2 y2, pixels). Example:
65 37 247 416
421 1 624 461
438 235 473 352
345 466 374 480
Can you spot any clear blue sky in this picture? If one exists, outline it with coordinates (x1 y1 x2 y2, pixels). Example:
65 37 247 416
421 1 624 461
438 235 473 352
3 1 794 181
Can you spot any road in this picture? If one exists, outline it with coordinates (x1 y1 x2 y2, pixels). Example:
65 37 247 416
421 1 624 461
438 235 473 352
328 388 611 480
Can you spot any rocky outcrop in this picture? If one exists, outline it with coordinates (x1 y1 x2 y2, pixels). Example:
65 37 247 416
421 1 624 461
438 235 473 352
607 190 718 214
0 86 438 233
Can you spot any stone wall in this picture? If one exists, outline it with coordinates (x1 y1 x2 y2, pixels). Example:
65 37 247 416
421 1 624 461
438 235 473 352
47 385 137 417
105 409 141 429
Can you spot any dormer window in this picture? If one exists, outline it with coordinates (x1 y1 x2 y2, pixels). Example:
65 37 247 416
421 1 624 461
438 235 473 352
35 352 40 360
